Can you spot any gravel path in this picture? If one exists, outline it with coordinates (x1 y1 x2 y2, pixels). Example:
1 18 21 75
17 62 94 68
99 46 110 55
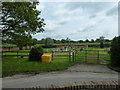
2 64 118 88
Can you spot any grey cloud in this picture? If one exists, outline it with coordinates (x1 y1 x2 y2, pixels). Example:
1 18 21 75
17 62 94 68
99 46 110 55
79 25 96 32
59 21 67 25
98 19 104 23
44 30 54 33
65 2 112 14
89 15 97 18
66 25 96 36
106 6 118 16
53 34 63 39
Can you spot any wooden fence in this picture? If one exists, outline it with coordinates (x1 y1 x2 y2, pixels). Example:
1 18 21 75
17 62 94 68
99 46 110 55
1 51 30 60
0 46 32 52
1 49 110 64
51 51 75 62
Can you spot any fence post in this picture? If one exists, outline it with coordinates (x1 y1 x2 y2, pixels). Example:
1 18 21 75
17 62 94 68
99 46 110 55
52 51 54 61
72 51 75 62
69 50 71 62
75 50 76 61
85 50 87 63
97 51 99 64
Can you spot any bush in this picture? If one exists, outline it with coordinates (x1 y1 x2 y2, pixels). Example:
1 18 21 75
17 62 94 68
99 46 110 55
110 36 120 66
29 45 44 61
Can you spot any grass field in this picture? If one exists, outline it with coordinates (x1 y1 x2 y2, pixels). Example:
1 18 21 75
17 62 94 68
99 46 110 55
1 42 111 47
2 48 75 77
2 47 111 77
2 56 75 77
0 44 17 47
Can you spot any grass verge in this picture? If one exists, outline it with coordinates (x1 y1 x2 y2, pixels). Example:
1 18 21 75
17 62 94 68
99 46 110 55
2 56 75 77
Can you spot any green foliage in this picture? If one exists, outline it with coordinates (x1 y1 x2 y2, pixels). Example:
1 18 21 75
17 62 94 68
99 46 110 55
2 2 45 40
11 35 30 50
100 42 104 48
9 35 37 50
85 39 89 42
110 36 120 66
43 38 54 48
29 45 44 61
90 39 94 43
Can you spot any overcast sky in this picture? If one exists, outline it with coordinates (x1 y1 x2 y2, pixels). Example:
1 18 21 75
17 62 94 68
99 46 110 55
32 2 118 41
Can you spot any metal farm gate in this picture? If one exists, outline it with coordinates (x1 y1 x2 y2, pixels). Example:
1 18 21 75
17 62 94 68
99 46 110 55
75 50 110 64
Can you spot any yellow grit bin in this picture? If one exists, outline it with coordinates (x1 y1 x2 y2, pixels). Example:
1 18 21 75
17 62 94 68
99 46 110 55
42 54 52 63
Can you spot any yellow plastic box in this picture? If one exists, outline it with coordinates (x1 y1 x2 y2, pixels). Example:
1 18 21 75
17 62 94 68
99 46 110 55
42 54 52 63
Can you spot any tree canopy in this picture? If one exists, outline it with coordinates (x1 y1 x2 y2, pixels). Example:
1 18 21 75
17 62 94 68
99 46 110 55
43 38 54 47
1 2 45 40
110 36 120 66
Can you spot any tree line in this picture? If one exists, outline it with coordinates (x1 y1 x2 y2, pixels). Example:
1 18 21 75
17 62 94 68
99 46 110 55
38 37 111 44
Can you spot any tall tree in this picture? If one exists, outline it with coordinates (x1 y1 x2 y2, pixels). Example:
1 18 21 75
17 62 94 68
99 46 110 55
43 38 54 48
85 39 89 42
11 35 31 50
99 36 105 48
90 39 94 43
1 2 45 40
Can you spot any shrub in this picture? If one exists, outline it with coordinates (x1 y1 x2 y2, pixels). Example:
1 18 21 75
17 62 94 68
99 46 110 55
28 45 44 61
110 36 120 66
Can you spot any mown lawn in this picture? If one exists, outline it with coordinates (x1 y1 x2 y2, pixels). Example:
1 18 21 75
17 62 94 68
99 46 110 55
2 56 75 77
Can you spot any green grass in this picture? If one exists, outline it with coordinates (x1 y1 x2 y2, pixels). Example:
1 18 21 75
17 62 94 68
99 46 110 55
1 42 111 47
19 49 30 52
0 44 17 47
85 47 105 50
2 56 75 77
2 47 111 77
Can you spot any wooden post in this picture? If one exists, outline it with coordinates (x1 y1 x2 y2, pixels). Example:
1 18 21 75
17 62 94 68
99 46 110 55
97 51 99 64
69 50 71 62
52 51 54 61
75 50 77 61
72 51 74 62
85 50 87 63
